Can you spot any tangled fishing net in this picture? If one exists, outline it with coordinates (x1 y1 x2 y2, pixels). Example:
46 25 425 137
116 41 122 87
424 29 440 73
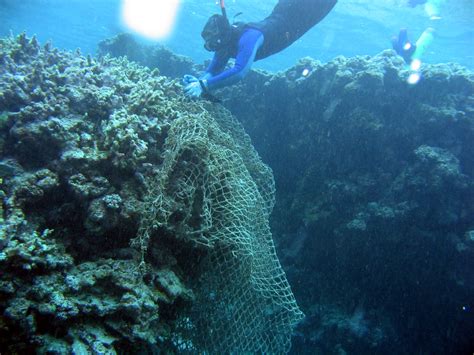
135 105 303 353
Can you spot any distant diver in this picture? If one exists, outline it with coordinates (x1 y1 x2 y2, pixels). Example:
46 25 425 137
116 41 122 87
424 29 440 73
391 27 435 65
183 0 337 98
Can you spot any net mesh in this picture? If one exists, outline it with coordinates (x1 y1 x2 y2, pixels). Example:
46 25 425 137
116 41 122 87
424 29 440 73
136 105 303 353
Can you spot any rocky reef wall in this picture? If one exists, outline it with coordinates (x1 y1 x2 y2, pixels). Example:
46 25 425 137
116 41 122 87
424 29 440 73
221 53 474 353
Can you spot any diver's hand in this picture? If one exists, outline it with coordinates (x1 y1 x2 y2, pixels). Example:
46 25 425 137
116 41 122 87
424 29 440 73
184 81 203 97
184 80 208 98
182 74 198 85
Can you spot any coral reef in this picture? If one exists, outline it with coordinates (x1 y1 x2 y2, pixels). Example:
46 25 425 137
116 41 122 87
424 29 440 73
98 33 201 79
219 53 474 353
0 32 193 353
0 33 302 353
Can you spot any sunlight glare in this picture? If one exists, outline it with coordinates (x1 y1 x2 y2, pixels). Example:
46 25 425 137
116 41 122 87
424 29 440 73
122 0 180 39
410 59 421 71
407 72 421 85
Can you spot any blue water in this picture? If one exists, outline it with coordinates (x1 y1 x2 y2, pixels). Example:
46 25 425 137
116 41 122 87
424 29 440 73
1 0 472 71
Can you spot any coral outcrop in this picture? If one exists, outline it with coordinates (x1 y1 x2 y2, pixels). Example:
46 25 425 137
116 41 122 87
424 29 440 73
97 33 200 80
0 33 193 353
220 53 474 353
0 33 302 354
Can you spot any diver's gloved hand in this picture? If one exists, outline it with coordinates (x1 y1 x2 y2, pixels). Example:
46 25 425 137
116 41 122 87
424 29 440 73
184 82 202 97
184 80 208 98
182 74 198 85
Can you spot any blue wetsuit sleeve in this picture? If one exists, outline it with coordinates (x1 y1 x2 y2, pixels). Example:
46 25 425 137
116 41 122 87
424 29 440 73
204 50 230 77
206 28 264 90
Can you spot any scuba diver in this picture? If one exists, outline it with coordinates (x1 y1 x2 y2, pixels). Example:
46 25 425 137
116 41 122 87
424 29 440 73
183 0 337 98
393 0 442 65
391 28 417 64
392 27 435 65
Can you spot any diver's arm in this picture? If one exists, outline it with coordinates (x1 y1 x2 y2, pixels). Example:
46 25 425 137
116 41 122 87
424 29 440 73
183 50 231 97
205 28 264 90
202 50 230 79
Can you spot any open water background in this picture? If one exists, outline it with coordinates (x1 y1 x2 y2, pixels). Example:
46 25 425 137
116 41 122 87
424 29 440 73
0 0 473 71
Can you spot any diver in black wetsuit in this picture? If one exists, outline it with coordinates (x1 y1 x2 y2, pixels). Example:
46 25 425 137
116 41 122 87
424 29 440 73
184 0 337 97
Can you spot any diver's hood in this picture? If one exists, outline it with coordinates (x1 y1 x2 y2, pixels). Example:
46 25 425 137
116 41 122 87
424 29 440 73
201 14 232 51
